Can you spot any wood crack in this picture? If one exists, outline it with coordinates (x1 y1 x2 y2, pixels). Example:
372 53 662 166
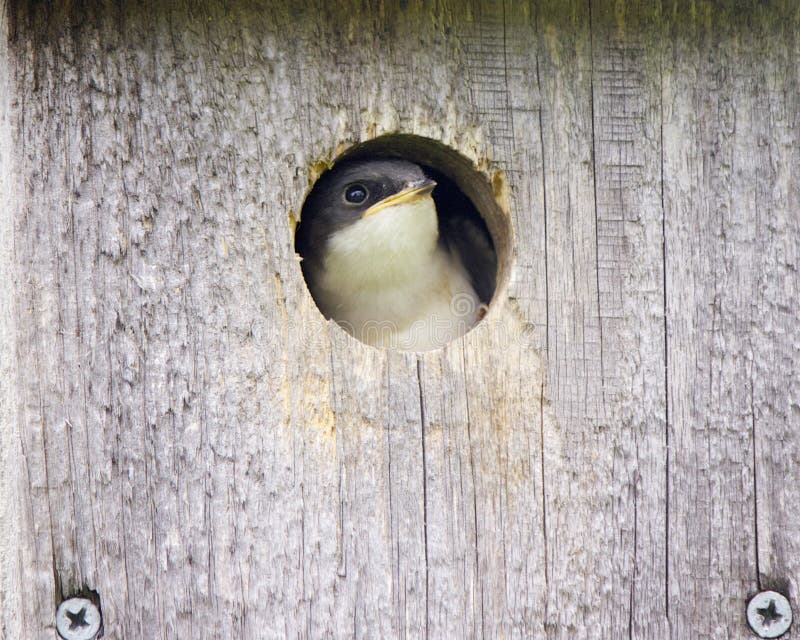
659 55 671 623
457 342 483 638
538 378 549 601
588 0 607 411
750 372 761 590
536 52 550 357
415 357 430 640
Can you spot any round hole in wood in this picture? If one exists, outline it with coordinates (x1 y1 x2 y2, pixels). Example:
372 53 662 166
296 134 512 351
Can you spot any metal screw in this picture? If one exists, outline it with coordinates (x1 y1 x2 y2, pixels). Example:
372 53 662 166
56 596 103 640
747 590 793 638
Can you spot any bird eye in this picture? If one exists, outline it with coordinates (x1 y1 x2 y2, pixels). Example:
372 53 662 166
344 184 368 204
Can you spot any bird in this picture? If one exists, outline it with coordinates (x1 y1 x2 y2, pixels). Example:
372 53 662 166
296 157 496 351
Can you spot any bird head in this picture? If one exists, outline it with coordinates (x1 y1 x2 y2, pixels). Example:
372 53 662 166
298 159 437 252
297 158 439 291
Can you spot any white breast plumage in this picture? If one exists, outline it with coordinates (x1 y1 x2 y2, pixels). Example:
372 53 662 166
308 194 481 350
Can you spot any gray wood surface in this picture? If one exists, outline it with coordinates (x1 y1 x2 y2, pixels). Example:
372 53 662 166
2 1 799 638
0 4 23 638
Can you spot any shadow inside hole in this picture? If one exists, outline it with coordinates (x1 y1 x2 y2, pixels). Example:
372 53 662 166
422 165 496 303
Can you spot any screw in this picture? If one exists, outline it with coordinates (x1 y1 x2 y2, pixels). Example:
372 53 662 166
55 596 103 640
747 590 793 639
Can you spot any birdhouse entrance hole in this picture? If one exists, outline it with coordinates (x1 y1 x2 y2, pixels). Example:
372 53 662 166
296 133 511 351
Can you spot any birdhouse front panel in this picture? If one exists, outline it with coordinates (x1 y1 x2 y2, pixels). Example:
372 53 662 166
3 1 800 639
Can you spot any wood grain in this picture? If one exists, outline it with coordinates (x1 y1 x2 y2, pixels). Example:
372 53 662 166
2 1 799 638
0 4 25 639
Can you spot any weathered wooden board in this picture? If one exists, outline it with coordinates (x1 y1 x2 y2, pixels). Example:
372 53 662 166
662 5 800 637
0 3 23 638
2 1 799 638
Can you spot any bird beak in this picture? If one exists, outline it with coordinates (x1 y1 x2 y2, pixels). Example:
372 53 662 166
361 178 437 219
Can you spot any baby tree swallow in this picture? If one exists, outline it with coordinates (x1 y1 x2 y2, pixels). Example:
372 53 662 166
297 158 495 350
